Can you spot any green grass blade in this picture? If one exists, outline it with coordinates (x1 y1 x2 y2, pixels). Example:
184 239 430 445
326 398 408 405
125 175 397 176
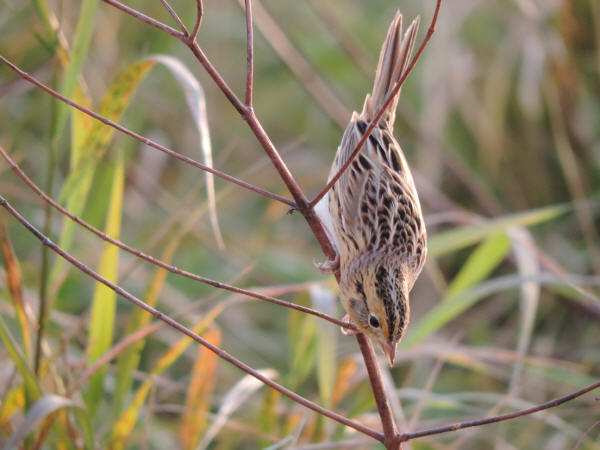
287 291 317 389
51 60 155 287
428 204 569 257
51 0 99 140
108 302 231 449
403 234 511 348
84 151 125 417
310 286 337 409
445 232 511 299
0 316 42 401
112 241 177 416
403 276 511 349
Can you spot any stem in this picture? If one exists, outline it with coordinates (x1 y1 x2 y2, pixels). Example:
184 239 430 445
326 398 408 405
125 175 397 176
357 334 398 447
34 130 58 375
0 194 382 442
0 56 295 208
190 0 203 42
309 0 443 208
0 145 352 331
396 380 600 443
159 0 188 35
244 0 254 106
103 0 185 39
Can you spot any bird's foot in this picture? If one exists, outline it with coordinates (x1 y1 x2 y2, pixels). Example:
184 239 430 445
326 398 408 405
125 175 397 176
315 250 340 274
340 314 358 336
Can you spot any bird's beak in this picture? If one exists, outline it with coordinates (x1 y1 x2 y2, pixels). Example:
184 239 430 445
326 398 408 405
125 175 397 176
381 340 397 367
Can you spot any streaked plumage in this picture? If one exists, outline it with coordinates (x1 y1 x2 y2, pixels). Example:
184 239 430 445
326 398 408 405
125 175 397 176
325 12 427 365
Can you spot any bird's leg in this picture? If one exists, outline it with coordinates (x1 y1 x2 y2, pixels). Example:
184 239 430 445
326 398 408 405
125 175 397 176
315 249 340 274
340 314 359 336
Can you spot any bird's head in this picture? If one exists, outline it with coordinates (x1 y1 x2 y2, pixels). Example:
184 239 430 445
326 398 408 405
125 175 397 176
339 256 411 366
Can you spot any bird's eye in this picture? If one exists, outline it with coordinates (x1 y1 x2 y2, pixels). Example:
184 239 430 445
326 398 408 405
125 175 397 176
369 314 380 328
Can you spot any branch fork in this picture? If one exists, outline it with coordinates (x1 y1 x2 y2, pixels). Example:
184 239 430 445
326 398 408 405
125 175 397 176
4 1 598 449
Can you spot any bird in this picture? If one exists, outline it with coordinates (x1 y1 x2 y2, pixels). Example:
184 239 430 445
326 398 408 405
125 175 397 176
319 11 427 366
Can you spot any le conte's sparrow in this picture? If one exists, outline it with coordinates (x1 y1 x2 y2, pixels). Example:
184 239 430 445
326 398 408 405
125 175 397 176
321 11 427 366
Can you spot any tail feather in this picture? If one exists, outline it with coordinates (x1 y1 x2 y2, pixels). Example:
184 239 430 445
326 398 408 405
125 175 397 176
361 12 420 128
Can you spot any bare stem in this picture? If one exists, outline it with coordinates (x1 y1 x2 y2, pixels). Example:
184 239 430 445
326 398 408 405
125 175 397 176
103 0 184 39
395 380 600 443
190 0 203 42
99 1 402 446
309 0 443 208
357 335 398 447
0 56 295 208
159 0 188 35
244 0 254 106
0 194 382 442
19 2 445 446
0 145 352 331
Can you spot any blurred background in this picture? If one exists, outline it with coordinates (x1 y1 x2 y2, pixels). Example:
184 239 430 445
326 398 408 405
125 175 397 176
0 0 599 448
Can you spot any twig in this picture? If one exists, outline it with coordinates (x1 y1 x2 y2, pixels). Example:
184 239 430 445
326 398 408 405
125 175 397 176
0 145 352 331
99 1 407 447
159 0 188 35
24 2 443 447
103 0 185 40
190 0 203 42
573 418 600 450
0 194 382 442
244 0 254 106
395 380 600 443
356 335 398 447
309 0 443 208
0 56 295 208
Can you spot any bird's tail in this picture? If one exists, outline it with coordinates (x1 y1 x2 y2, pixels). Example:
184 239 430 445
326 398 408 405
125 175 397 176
361 12 420 128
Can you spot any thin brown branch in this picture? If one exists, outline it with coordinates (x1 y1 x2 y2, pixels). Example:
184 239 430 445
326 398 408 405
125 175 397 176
396 380 600 443
357 335 398 447
0 194 382 442
0 55 295 208
67 280 317 396
99 0 335 259
166 4 397 446
190 0 203 42
183 42 316 217
159 0 188 35
244 0 254 106
33 3 436 447
309 0 443 208
102 0 185 40
0 145 352 331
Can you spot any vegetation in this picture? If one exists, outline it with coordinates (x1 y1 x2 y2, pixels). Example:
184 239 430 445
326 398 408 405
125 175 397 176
0 0 599 448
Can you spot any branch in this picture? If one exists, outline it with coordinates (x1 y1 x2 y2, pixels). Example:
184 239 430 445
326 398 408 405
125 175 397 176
0 194 381 442
0 55 295 208
309 0 443 208
99 0 336 259
357 335 398 446
0 145 353 331
99 2 399 446
159 0 188 35
396 380 600 443
190 0 203 42
244 0 254 106
103 0 184 40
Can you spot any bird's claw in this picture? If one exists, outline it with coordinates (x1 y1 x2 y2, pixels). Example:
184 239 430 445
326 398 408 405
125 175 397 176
340 314 358 336
315 250 340 274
